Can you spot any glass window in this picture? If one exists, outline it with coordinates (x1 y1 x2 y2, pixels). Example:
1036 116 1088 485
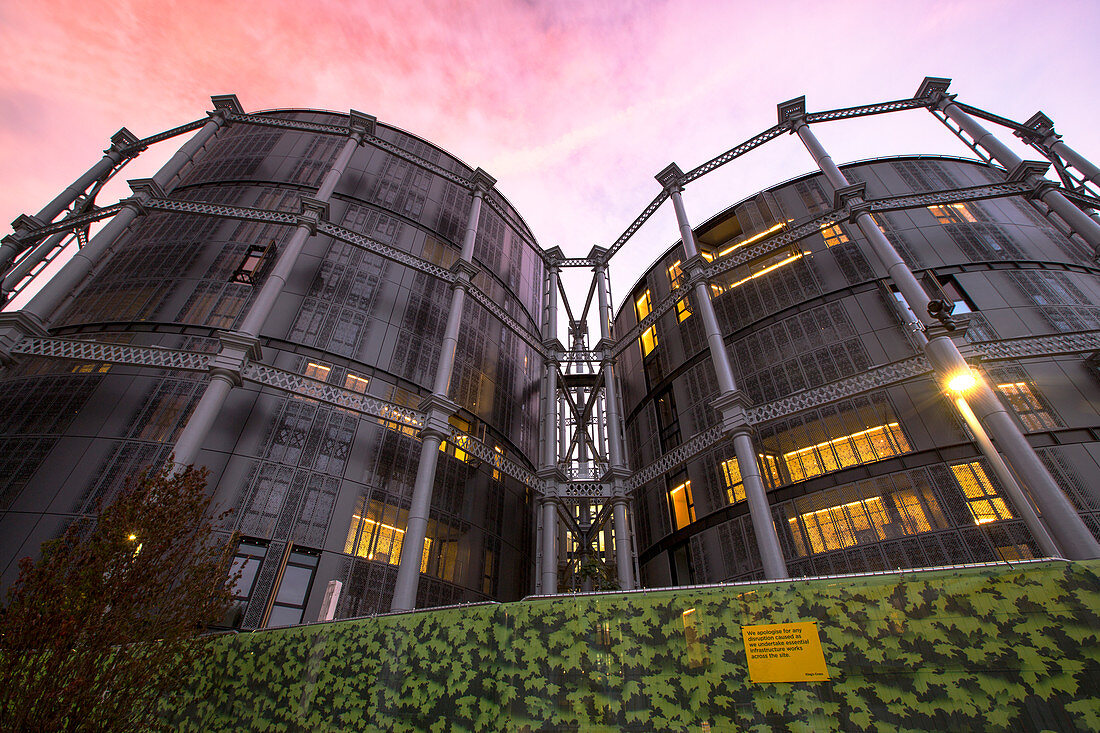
667 261 685 290
951 461 1013 525
229 541 267 601
640 325 658 357
676 297 692 322
928 202 979 225
788 496 891 555
996 381 1058 431
820 223 849 247
721 455 781 504
266 549 318 627
304 362 331 381
344 497 431 572
634 288 652 320
343 372 369 393
668 478 695 530
231 241 275 284
783 422 910 483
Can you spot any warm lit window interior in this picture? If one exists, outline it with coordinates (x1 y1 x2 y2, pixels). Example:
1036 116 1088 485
668 260 685 290
786 481 950 557
996 381 1057 431
784 422 910 483
344 497 430 572
788 496 890 555
928 202 979 225
721 455 781 504
640 324 658 357
232 241 275 284
820 223 849 247
669 480 695 530
951 461 1013 525
634 289 652 320
676 297 692 322
72 362 111 373
304 362 331 381
710 248 805 299
440 414 474 463
714 221 785 258
344 373 369 393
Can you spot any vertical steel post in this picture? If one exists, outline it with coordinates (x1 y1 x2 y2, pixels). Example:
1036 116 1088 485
171 124 369 470
791 110 1099 560
540 498 559 593
21 115 228 325
391 170 494 612
932 97 1100 253
656 165 788 580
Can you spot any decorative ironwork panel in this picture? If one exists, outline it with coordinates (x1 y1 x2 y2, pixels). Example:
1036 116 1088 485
627 424 725 491
682 125 787 184
21 204 127 242
241 362 426 426
124 118 209 154
147 198 299 225
804 97 932 124
317 222 456 283
869 182 1034 212
747 355 930 423
448 429 543 492
602 190 670 262
554 481 613 500
976 330 1100 361
229 112 348 136
10 336 212 371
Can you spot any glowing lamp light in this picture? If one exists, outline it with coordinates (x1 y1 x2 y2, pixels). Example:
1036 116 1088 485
947 370 978 394
127 534 137 541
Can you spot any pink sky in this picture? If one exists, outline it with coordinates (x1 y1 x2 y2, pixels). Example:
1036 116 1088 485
2 0 1099 310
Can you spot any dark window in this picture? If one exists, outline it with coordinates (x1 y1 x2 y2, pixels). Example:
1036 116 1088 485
232 241 276 284
267 549 319 627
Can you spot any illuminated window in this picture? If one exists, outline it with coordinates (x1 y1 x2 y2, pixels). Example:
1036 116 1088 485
951 461 1013 525
997 544 1035 561
343 373 369 393
668 260 685 290
492 445 504 480
710 282 725 298
714 222 785 258
784 422 910 483
344 497 430 572
787 496 891 555
928 202 979 225
634 288 653 320
72 362 111 374
712 249 805 296
721 455 781 504
440 414 474 463
231 241 275 284
640 325 658 357
676 297 692 322
304 362 331 382
668 479 695 530
820 223 849 247
997 381 1058 431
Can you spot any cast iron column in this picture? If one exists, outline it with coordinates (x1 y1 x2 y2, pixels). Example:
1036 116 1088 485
655 164 789 580
788 102 1099 560
595 262 636 589
390 168 496 612
171 116 373 471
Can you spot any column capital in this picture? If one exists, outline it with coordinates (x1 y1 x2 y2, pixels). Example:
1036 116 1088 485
108 127 143 156
449 259 479 284
915 76 952 105
712 390 753 434
417 394 459 441
347 109 377 139
1007 159 1052 183
594 336 615 354
655 163 685 193
0 310 48 366
469 167 497 194
681 253 709 280
601 466 631 484
127 178 166 201
542 338 565 356
210 94 245 115
777 96 807 128
587 244 608 263
536 467 567 483
209 331 261 386
10 214 44 235
1017 111 1058 143
297 197 330 234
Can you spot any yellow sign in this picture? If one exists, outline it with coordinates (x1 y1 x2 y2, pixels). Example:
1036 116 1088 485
741 622 829 683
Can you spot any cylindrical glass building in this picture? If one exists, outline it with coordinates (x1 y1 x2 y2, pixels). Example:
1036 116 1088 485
615 155 1100 585
0 109 546 624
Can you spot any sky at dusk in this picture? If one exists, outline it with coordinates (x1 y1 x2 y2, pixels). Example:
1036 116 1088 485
2 0 1098 316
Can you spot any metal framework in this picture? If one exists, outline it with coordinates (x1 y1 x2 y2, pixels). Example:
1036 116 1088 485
5 77 1100 605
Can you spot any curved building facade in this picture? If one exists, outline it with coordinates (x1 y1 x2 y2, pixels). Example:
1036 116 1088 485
0 107 546 624
616 155 1100 586
3 80 1100 627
